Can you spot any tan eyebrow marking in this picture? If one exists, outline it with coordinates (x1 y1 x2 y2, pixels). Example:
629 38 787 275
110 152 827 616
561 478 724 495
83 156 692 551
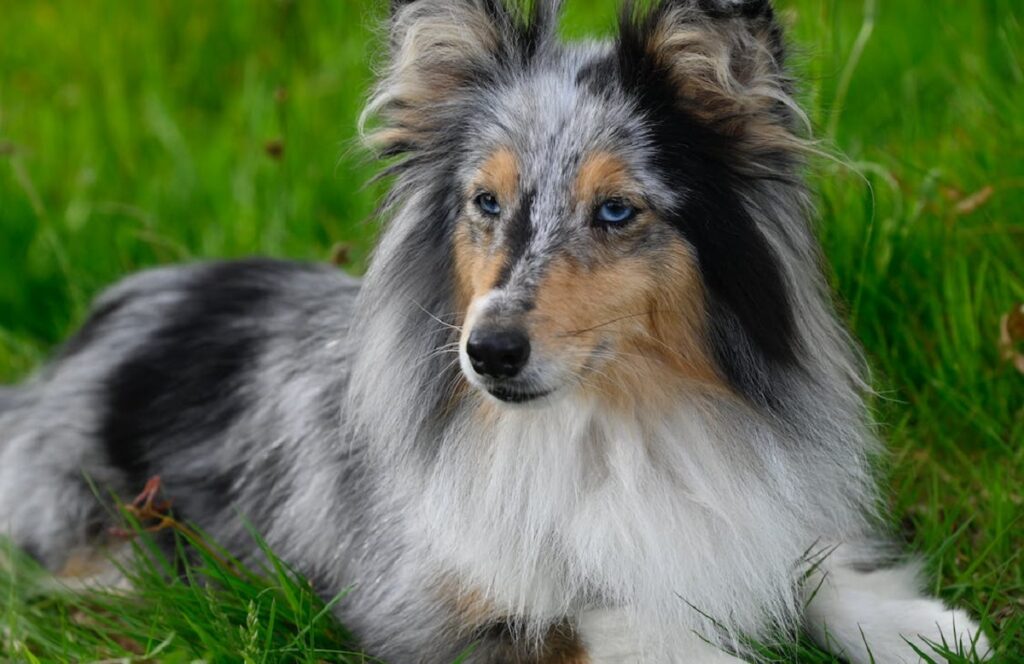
473 147 520 204
575 151 639 203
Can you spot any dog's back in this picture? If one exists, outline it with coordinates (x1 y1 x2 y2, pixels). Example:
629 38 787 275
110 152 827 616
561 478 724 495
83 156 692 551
0 259 362 572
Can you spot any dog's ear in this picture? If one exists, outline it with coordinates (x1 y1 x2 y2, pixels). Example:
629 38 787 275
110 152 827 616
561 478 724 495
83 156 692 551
617 0 799 150
614 1 806 409
365 1 560 156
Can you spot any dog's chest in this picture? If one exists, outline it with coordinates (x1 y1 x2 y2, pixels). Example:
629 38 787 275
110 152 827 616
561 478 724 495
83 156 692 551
413 403 790 619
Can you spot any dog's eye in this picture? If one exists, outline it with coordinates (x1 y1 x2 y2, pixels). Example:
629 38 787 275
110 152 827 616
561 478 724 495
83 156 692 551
594 199 637 226
475 193 501 217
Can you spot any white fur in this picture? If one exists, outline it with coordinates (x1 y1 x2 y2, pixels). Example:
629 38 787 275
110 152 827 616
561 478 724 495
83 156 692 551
397 393 872 659
805 550 991 663
579 608 747 663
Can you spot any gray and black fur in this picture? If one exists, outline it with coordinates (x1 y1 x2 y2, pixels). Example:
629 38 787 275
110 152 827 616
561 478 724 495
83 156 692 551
0 1 990 662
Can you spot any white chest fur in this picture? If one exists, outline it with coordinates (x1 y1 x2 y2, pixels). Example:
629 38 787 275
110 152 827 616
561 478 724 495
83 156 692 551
412 396 848 651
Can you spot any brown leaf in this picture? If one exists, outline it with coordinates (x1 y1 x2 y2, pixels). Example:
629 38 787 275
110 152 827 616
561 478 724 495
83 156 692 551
265 138 285 160
999 302 1024 375
330 242 352 266
954 185 994 215
111 634 146 656
940 186 963 202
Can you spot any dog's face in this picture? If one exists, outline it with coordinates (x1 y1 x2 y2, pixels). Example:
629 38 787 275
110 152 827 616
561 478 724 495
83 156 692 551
451 75 714 406
370 0 805 409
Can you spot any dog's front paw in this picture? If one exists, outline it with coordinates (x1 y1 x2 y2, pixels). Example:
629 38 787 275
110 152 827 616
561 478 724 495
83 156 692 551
804 550 992 663
810 596 991 663
901 603 991 662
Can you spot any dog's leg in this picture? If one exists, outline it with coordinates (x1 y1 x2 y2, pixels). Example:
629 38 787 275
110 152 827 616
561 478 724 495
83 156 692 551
0 411 116 573
804 545 991 663
577 608 748 663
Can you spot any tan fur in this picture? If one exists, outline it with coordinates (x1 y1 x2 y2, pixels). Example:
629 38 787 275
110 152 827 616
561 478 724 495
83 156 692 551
443 579 505 635
453 147 521 311
573 152 641 204
477 147 521 205
453 224 507 315
644 8 808 166
53 543 131 592
57 547 112 579
491 621 591 664
535 622 590 664
440 578 590 663
530 242 723 411
363 1 501 153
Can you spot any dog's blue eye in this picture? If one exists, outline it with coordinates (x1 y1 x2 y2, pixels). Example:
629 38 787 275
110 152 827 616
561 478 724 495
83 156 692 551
595 199 637 226
475 193 501 217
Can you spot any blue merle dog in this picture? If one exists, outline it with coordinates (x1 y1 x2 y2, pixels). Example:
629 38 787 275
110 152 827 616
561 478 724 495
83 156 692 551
0 1 990 662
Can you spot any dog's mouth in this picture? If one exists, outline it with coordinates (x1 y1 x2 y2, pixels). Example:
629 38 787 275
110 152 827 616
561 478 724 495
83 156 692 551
486 385 553 404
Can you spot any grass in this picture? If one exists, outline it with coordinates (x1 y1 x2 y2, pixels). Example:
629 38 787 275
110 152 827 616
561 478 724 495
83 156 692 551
2 512 368 663
1 0 1021 660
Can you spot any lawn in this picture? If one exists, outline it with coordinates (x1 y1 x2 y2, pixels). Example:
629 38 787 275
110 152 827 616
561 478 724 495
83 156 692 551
1 0 1022 661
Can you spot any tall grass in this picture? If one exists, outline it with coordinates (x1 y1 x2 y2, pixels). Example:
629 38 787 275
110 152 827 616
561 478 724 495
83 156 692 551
1 0 1021 660
2 515 367 662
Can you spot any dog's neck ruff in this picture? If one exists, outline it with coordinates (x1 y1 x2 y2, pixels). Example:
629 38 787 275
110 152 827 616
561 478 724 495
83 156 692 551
368 381 875 651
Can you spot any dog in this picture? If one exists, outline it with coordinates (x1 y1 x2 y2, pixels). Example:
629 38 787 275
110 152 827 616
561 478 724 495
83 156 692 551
0 1 991 662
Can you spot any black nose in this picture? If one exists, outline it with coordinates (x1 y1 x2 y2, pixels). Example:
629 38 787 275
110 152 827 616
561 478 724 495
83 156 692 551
466 328 531 378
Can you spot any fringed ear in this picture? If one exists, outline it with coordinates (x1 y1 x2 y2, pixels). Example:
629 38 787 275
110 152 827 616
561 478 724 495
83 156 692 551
613 1 807 409
618 0 803 161
363 0 561 158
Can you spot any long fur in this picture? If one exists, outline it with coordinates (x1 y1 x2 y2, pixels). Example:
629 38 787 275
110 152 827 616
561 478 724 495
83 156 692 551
0 1 989 662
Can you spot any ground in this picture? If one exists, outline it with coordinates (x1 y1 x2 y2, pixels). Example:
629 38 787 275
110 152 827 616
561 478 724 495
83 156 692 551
0 0 1021 661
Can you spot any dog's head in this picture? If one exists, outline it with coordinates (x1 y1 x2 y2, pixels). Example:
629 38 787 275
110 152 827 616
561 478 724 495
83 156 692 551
366 0 811 411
